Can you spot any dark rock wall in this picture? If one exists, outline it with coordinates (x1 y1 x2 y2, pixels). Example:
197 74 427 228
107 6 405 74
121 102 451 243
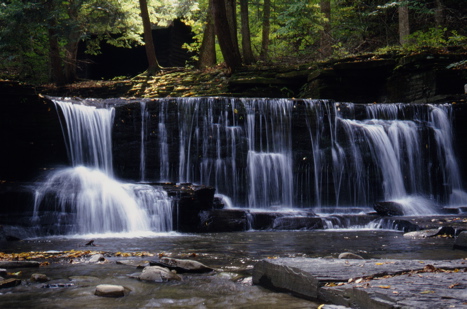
0 82 68 181
300 52 466 103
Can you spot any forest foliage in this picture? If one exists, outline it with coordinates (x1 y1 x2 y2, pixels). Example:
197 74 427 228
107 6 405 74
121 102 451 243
0 0 466 84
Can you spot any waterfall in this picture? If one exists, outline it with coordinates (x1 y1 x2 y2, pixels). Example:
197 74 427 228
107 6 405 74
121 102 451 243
245 98 293 208
33 99 172 235
140 101 148 181
129 98 465 214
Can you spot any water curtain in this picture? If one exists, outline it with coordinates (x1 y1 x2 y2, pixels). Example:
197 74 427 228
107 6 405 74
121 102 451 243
33 99 172 235
134 98 464 213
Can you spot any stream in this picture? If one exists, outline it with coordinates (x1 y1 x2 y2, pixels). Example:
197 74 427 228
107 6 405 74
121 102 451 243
1 229 465 308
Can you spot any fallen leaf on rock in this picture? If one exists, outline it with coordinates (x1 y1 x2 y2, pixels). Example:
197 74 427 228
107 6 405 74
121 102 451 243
421 290 435 294
378 285 391 289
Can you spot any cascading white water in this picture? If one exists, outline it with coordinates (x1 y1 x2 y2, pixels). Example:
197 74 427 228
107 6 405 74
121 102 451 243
133 98 465 215
140 101 148 181
245 98 293 208
33 99 172 235
158 100 170 181
56 99 114 175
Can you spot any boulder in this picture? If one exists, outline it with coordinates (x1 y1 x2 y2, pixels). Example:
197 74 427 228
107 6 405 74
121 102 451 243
150 257 213 273
94 284 125 297
197 209 248 232
138 266 182 282
404 229 440 238
453 231 467 250
373 201 405 216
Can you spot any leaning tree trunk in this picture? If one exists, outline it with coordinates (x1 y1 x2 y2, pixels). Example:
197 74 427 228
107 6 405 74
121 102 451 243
260 0 271 61
398 0 410 45
198 0 217 68
139 0 161 75
212 0 242 72
240 0 255 64
320 0 332 59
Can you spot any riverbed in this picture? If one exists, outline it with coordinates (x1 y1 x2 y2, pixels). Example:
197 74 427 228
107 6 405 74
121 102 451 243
1 229 465 308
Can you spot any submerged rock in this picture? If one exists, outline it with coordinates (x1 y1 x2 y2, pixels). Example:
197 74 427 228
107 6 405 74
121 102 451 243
150 257 213 273
94 284 126 297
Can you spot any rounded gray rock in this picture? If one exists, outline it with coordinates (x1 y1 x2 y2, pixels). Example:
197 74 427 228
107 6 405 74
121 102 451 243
94 284 125 297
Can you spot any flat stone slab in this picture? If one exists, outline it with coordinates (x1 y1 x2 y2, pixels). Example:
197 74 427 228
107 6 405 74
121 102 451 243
253 258 467 307
321 271 467 308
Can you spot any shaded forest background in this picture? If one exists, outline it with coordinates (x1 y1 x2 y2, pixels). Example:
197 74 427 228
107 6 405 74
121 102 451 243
0 0 466 86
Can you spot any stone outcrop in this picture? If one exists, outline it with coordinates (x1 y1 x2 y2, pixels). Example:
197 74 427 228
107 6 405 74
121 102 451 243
0 81 68 181
300 52 467 103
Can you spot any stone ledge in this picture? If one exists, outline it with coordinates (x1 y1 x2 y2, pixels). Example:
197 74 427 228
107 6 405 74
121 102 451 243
253 258 467 307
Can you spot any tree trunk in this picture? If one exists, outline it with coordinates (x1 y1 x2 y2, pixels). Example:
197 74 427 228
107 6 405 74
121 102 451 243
212 0 242 72
64 33 80 83
225 0 239 52
198 0 216 68
434 0 445 27
398 0 410 45
48 28 66 86
139 0 161 75
320 0 332 59
260 0 271 61
240 0 255 64
63 5 81 83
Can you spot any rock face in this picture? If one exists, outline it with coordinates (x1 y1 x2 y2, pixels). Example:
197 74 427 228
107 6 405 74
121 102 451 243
301 52 467 103
0 82 68 181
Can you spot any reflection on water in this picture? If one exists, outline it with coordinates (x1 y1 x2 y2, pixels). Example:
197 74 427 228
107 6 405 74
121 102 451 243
0 230 464 308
